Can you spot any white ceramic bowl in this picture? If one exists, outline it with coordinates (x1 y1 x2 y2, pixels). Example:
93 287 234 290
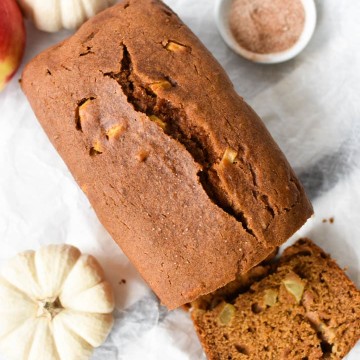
215 0 317 64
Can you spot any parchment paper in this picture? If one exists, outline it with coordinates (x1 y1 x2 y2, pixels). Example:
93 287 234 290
0 0 359 359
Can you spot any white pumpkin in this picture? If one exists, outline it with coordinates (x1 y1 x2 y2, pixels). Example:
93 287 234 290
0 244 115 360
17 0 116 32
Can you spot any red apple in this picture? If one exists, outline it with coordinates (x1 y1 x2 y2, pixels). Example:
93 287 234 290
0 0 26 91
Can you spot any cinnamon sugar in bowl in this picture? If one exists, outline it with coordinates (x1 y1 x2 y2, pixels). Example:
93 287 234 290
215 0 316 63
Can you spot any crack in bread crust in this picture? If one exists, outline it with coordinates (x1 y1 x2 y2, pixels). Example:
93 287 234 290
104 44 257 237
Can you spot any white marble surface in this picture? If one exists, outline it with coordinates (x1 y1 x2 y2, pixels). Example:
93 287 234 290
0 0 359 359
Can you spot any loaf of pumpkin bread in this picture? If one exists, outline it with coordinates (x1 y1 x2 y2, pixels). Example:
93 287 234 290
21 0 313 309
191 239 360 359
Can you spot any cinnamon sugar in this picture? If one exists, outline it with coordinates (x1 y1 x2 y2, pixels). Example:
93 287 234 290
229 0 305 54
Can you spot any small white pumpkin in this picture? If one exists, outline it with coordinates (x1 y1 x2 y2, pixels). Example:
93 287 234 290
0 244 115 360
17 0 116 32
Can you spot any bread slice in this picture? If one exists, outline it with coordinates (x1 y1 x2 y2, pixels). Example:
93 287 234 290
191 239 360 359
21 0 312 309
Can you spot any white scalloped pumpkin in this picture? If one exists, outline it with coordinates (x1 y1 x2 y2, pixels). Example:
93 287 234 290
0 244 115 360
17 0 116 32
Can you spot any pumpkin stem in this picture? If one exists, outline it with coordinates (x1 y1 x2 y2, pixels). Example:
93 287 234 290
37 297 63 319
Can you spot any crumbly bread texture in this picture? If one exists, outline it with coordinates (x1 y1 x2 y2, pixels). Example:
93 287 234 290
21 0 313 309
189 248 278 312
191 239 360 359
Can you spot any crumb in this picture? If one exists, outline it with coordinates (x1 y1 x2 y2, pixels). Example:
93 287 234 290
191 238 360 359
322 217 334 224
118 279 127 285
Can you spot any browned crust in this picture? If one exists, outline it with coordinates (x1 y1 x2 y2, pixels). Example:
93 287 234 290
21 0 312 309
